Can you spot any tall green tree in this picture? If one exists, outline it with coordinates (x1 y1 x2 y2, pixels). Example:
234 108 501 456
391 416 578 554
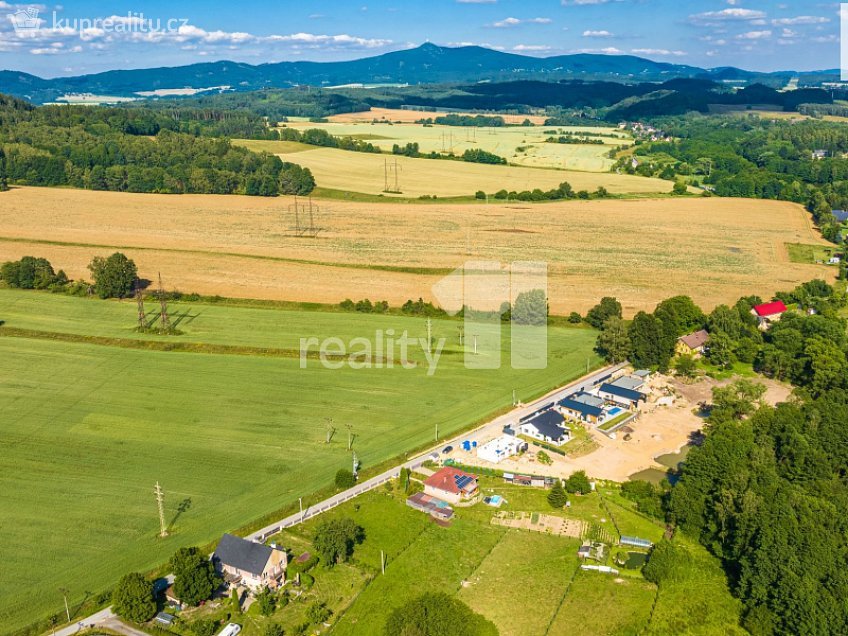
595 316 631 363
511 289 548 326
586 297 622 329
547 480 568 508
384 593 498 636
628 311 673 370
112 572 156 623
88 252 137 299
170 546 220 607
313 518 365 566
0 147 8 191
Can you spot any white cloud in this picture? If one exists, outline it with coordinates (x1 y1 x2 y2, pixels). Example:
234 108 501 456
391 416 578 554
513 44 552 51
490 16 551 28
772 16 829 26
689 8 767 25
572 46 623 54
582 29 613 38
631 48 686 57
736 30 772 40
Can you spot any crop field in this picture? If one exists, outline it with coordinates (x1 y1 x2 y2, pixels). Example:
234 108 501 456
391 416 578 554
327 107 550 125
0 187 833 316
0 289 599 631
265 118 629 171
256 146 657 197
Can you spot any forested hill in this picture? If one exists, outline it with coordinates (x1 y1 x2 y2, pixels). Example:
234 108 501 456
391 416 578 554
0 43 840 104
0 95 314 196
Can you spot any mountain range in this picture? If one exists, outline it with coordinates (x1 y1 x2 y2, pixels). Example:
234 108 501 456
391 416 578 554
0 43 840 104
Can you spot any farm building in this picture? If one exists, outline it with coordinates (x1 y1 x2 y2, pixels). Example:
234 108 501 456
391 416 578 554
424 466 479 504
677 329 709 356
598 382 647 408
504 472 554 488
751 300 787 330
406 492 454 520
212 534 287 591
163 585 183 610
477 436 527 464
518 409 571 446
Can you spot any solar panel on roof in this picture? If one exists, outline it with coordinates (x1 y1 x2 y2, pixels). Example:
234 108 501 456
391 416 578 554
454 475 473 489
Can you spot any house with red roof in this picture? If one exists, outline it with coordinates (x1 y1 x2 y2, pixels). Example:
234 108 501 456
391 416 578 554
751 300 788 330
423 467 479 504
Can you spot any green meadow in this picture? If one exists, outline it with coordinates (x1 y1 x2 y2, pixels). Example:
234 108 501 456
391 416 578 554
0 289 600 632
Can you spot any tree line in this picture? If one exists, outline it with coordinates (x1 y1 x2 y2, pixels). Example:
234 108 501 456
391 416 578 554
0 94 315 196
596 281 848 634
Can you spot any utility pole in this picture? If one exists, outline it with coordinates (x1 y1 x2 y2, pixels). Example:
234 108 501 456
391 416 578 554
435 423 439 442
512 389 517 407
381 550 386 575
59 588 70 623
473 334 478 355
299 496 304 522
154 482 168 538
458 327 464 347
426 318 432 354
325 417 335 444
346 423 353 451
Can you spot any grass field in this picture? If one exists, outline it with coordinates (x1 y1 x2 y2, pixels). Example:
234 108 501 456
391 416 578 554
0 186 833 316
786 242 842 264
240 480 742 636
262 117 629 171
0 290 599 632
234 144 661 198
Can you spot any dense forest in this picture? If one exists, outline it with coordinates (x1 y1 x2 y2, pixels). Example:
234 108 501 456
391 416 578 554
593 282 848 635
0 94 314 196
617 115 848 241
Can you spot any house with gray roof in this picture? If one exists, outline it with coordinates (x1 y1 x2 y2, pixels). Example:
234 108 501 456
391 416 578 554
213 534 287 591
518 409 570 446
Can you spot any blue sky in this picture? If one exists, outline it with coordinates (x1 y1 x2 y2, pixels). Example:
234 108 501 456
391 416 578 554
0 0 842 77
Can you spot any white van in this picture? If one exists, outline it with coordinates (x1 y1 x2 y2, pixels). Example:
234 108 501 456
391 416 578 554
217 624 241 636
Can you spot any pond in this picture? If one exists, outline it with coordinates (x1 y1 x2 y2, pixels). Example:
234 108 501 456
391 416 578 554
628 444 694 485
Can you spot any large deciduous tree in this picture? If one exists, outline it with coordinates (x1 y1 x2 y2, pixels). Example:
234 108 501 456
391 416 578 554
170 546 220 607
88 252 137 299
112 572 156 624
384 593 498 636
313 518 365 566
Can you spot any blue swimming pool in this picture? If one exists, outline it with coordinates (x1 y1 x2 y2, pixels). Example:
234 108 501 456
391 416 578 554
607 407 624 417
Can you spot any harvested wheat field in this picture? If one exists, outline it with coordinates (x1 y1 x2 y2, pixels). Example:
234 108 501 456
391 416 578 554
263 146 657 196
0 186 833 315
327 107 549 125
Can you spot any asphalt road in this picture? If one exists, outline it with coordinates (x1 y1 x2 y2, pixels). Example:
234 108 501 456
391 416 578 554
247 361 625 542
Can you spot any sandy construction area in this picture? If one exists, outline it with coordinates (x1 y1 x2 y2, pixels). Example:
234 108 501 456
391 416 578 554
0 186 832 315
452 374 793 482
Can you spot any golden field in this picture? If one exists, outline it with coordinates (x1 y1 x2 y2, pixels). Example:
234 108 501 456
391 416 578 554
327 107 549 125
236 145 662 197
0 186 834 315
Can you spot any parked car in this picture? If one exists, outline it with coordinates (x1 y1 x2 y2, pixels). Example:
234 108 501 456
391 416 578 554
441 445 454 455
217 624 241 636
429 452 440 461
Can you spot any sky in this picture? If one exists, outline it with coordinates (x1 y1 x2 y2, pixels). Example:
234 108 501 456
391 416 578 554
0 0 842 77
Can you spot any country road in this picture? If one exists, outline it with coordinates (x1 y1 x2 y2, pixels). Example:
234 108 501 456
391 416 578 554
46 362 624 635
247 361 625 541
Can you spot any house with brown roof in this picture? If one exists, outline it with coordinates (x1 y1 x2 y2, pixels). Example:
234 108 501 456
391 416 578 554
423 467 479 504
677 329 710 357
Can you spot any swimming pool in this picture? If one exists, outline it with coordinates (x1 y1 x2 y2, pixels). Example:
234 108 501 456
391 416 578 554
607 407 624 417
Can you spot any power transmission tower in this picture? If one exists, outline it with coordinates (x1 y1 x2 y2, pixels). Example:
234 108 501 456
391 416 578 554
352 450 359 478
154 482 168 538
426 318 432 354
135 284 147 331
157 273 170 334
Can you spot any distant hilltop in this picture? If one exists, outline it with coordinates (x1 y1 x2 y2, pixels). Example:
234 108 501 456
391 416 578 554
0 42 841 104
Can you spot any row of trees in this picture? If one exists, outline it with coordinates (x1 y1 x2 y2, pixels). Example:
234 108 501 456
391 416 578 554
602 279 848 634
1 253 140 299
0 96 315 196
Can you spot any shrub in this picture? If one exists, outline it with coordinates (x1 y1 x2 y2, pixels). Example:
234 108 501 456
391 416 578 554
88 252 137 299
475 190 486 200
564 470 591 495
335 468 357 489
307 601 332 625
568 312 583 324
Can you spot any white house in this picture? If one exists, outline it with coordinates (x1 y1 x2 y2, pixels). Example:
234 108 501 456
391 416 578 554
477 436 527 464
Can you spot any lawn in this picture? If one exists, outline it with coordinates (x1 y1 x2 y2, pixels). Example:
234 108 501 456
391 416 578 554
0 292 599 632
548 571 656 636
458 531 580 636
786 242 840 264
